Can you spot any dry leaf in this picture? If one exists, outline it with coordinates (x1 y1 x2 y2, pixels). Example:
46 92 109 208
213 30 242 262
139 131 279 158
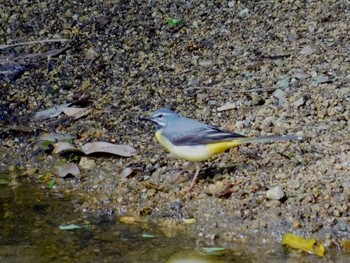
119 216 136 224
62 107 92 120
56 163 81 179
31 103 70 121
53 142 81 154
81 142 137 157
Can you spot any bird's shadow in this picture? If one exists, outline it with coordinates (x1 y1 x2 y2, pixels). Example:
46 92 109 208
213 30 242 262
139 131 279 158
200 165 238 179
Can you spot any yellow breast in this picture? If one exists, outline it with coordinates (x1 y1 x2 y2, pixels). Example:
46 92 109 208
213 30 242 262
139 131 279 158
155 130 241 162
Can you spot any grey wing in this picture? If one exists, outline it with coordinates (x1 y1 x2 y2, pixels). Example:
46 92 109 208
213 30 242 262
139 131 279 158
164 118 245 146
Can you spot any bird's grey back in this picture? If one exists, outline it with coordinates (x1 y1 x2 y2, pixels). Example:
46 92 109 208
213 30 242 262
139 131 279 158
163 116 245 146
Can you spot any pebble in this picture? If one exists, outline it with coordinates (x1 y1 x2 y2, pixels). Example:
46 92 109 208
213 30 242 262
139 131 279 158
272 88 286 100
198 60 213 67
312 74 329 84
228 1 235 8
287 179 301 190
260 116 276 130
217 102 237 111
251 93 264 105
79 157 96 170
276 77 290 90
300 45 317 55
293 96 307 107
337 219 350 232
238 8 251 18
267 186 285 200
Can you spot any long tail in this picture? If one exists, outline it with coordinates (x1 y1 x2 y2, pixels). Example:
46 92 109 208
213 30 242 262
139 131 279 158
235 135 303 145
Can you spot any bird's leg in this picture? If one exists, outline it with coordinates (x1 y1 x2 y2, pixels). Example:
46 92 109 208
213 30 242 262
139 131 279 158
171 162 194 183
172 170 185 182
187 163 201 191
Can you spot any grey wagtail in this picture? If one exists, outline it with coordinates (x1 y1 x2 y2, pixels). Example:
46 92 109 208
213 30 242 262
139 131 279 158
141 108 302 189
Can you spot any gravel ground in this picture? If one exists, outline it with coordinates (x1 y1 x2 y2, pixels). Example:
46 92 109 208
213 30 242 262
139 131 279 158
1 0 349 251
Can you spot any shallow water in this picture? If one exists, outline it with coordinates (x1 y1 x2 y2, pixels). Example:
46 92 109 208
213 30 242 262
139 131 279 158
0 174 347 263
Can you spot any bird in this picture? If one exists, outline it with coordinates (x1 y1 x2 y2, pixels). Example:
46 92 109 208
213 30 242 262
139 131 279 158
141 108 302 190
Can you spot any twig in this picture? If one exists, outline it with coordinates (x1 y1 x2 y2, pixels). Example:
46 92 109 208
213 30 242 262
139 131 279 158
0 46 71 63
186 86 264 93
0 38 70 50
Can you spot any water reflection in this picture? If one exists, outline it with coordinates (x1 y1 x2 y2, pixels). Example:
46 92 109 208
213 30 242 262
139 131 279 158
0 179 248 262
0 177 347 263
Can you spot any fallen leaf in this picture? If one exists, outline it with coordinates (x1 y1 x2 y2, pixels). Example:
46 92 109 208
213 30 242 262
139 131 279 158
56 163 81 179
31 103 70 121
0 179 10 185
168 18 183 27
49 180 56 189
53 142 81 154
182 218 196 224
59 224 81 230
38 133 76 144
199 247 226 255
81 142 137 156
341 240 350 251
119 216 136 224
282 233 325 256
62 107 92 120
142 233 157 238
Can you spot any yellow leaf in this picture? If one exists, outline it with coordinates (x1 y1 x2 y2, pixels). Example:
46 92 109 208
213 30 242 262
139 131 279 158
282 233 325 256
119 216 135 224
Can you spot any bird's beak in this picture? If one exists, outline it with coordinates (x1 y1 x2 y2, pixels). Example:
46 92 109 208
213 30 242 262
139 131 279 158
139 116 153 122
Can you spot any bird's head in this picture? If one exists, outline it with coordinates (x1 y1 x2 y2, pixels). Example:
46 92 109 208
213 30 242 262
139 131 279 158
140 108 180 129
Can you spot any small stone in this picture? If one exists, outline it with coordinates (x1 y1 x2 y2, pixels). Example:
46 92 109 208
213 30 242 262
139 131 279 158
312 75 329 84
228 1 235 8
300 45 317 55
188 78 200 86
276 77 290 90
293 96 307 107
85 47 99 59
198 60 212 67
287 179 301 190
267 186 285 200
337 219 349 232
251 93 264 105
293 70 309 80
170 200 183 212
196 93 208 103
217 102 237 111
120 167 134 179
272 89 286 100
235 120 250 129
79 157 96 170
202 107 211 117
261 116 276 130
292 219 302 229
238 8 251 18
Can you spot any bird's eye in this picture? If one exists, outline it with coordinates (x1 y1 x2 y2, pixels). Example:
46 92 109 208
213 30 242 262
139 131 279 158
157 114 163 118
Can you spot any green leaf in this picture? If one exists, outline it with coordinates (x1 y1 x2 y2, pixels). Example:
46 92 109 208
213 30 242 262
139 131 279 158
49 180 56 189
0 179 10 185
200 247 226 255
142 233 157 238
59 224 81 230
168 18 183 27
